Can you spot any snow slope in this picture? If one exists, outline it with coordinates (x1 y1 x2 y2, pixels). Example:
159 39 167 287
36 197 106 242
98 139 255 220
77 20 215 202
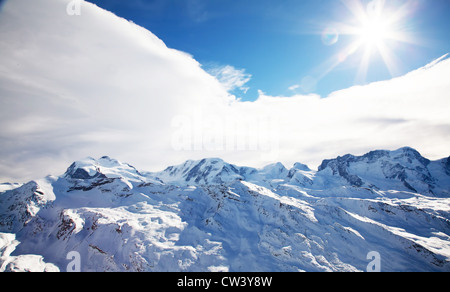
0 233 59 272
1 147 449 272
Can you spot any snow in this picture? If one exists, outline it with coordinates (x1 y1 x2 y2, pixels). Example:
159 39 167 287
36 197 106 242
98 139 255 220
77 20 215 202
0 183 23 193
1 147 450 272
0 0 448 273
0 233 59 272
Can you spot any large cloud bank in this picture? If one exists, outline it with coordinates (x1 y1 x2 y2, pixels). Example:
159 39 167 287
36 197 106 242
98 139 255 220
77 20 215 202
0 0 449 182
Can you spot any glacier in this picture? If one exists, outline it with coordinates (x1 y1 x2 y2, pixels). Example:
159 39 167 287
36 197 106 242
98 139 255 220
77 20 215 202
1 147 449 272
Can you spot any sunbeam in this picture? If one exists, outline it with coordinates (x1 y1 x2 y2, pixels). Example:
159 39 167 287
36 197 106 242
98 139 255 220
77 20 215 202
336 0 416 82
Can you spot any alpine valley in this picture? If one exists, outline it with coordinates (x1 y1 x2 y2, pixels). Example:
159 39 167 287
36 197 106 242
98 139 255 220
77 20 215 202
1 147 450 272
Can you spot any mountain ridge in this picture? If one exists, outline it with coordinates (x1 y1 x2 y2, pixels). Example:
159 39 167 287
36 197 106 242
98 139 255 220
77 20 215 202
1 147 449 272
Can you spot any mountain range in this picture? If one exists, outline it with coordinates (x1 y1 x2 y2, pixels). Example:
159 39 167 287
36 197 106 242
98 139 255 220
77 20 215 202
1 147 449 272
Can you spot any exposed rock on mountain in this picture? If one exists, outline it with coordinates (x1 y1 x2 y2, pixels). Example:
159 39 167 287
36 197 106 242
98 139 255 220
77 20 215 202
1 148 449 272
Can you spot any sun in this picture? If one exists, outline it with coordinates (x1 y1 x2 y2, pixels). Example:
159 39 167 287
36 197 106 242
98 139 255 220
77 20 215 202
357 16 390 47
329 0 415 83
314 0 416 87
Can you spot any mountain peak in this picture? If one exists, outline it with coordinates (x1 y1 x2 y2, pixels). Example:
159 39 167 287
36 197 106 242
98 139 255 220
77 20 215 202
64 158 106 180
156 158 248 185
319 147 428 170
293 162 311 171
391 147 430 166
261 162 288 173
64 156 144 182
1 148 450 272
315 147 443 194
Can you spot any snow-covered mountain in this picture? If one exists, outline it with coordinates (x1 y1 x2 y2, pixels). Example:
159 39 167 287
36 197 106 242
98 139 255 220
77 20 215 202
317 147 450 197
1 147 449 272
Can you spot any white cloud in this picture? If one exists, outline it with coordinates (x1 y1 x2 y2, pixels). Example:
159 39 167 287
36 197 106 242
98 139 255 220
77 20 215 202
0 0 231 181
244 56 450 168
207 65 252 94
0 0 449 183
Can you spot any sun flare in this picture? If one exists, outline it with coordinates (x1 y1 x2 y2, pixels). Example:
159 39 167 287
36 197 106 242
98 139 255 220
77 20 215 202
329 0 416 82
357 17 390 47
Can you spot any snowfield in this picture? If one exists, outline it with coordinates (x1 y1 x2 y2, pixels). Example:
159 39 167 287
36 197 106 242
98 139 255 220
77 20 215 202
1 147 449 272
1 0 449 273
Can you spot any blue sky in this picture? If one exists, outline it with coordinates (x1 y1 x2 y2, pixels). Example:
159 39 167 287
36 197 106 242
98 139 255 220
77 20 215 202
87 0 450 101
1 0 450 182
